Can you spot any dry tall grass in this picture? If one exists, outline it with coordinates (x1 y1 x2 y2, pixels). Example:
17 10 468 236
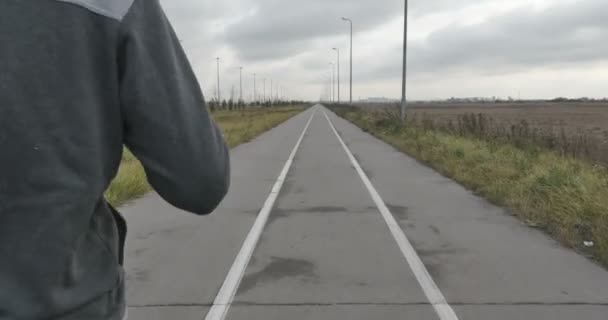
409 112 608 166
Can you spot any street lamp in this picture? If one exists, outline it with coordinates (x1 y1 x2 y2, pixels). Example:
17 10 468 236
342 17 353 105
239 67 243 104
253 73 257 104
329 63 335 103
325 75 332 103
401 0 408 121
333 48 340 104
329 77 332 103
216 57 221 102
275 83 279 102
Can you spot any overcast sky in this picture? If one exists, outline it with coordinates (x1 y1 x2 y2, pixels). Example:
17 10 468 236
160 0 608 101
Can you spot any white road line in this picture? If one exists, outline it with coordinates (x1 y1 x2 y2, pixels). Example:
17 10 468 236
205 109 317 320
323 110 460 320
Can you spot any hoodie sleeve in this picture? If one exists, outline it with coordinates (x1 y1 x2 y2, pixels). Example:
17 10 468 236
117 0 230 215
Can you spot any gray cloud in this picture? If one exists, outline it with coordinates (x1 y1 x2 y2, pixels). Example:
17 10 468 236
409 0 495 15
357 0 608 82
414 0 607 72
159 0 608 100
222 0 403 61
220 0 505 62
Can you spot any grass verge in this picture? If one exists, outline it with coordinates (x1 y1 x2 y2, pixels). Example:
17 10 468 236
104 106 306 207
333 106 608 268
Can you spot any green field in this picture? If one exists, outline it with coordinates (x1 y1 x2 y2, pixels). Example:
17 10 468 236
104 106 305 207
333 105 608 268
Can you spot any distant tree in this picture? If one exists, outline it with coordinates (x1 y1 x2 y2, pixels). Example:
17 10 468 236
208 99 216 112
211 85 218 102
229 85 236 109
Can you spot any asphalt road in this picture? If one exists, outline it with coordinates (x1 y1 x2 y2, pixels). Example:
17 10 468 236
122 105 608 320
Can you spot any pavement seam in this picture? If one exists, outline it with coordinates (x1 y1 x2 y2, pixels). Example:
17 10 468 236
128 304 212 308
236 302 608 306
129 302 608 308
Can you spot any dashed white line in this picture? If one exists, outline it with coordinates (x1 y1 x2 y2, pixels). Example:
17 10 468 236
204 109 317 320
323 110 460 320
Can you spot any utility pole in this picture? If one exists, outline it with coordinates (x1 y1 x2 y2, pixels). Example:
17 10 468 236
253 73 257 104
327 76 331 103
327 77 330 103
332 63 336 103
263 78 266 104
270 79 273 105
342 17 353 105
239 67 243 103
401 0 408 122
333 48 340 104
330 63 335 103
216 57 221 102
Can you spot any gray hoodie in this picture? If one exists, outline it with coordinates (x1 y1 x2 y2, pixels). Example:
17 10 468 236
0 0 230 319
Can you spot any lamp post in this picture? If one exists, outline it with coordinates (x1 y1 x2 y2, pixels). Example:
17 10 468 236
342 17 353 105
401 0 408 121
329 62 335 103
216 57 221 102
239 67 243 104
327 76 332 103
333 48 340 104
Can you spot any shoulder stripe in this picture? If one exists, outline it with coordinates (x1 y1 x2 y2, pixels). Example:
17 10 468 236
55 0 135 21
